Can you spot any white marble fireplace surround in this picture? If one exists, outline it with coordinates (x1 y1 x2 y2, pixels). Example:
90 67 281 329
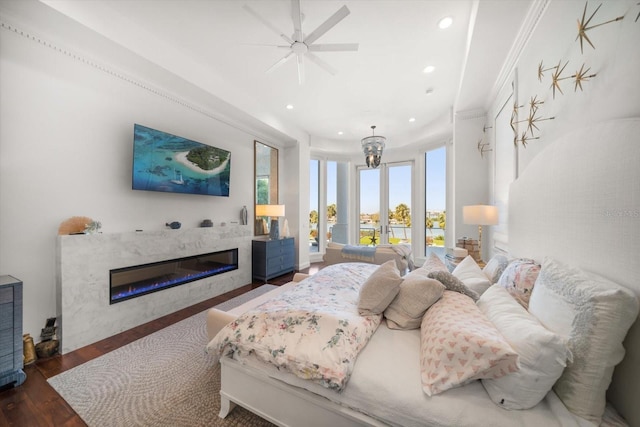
56 225 252 354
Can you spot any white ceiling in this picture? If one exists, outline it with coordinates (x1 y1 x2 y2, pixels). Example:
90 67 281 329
39 0 532 153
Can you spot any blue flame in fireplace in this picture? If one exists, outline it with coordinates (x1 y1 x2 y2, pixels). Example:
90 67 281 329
110 249 238 304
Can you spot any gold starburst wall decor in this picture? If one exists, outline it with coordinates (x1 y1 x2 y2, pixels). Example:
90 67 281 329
576 2 624 54
476 125 493 158
510 96 555 147
574 63 597 91
547 60 597 98
516 131 540 148
537 61 557 82
550 60 571 98
510 102 523 133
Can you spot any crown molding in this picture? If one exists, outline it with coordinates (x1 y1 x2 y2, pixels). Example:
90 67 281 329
456 108 487 121
487 0 550 109
0 16 298 147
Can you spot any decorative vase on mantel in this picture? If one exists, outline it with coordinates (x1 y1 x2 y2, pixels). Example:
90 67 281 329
241 205 248 225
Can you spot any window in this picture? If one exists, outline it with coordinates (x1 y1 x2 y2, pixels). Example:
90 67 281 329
425 146 446 258
309 158 347 259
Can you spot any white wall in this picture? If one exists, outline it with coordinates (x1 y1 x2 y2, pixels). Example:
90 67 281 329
0 7 287 339
484 0 640 259
452 110 492 260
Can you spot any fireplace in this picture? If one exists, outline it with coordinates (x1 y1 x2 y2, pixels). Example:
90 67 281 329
110 248 238 304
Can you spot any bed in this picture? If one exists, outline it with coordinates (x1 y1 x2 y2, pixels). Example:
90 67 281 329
207 118 640 427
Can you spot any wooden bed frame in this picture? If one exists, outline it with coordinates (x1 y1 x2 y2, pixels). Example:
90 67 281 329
217 118 640 426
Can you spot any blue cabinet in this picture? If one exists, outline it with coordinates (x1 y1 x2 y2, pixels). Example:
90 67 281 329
0 275 26 388
252 238 295 282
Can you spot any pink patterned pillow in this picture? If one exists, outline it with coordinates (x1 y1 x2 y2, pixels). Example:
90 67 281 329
496 259 541 308
420 291 519 396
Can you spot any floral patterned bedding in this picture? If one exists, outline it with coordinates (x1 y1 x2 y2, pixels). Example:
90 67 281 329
206 262 381 391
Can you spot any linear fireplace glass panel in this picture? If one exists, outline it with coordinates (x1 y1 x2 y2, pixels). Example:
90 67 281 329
110 249 238 304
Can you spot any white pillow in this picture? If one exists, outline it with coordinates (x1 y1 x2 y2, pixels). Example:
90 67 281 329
452 255 491 295
528 257 639 424
477 285 571 409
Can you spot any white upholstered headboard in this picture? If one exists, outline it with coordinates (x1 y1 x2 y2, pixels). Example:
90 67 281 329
508 117 640 426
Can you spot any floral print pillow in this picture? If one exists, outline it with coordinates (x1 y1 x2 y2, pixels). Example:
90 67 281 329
496 259 541 308
482 254 509 284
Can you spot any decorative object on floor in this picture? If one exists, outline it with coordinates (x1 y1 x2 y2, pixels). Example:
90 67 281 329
35 339 59 359
243 0 358 85
241 205 248 225
48 289 278 427
57 216 94 235
40 317 57 342
165 221 181 229
462 205 498 261
256 204 285 239
22 334 36 365
361 125 386 168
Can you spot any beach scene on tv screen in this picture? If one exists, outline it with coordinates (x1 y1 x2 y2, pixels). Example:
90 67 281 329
132 124 231 197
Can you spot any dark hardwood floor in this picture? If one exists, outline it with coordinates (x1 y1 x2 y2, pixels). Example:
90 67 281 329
0 264 324 427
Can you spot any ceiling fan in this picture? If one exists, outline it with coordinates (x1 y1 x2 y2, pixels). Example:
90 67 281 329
243 0 358 84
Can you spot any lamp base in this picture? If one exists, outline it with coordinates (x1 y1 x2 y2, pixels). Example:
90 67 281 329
269 219 279 240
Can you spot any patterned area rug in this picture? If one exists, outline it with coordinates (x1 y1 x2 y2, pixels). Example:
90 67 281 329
48 286 278 427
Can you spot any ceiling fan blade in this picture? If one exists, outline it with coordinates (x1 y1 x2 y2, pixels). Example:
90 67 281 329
306 52 337 75
241 43 288 47
308 43 359 52
297 53 305 85
266 51 295 73
243 4 294 45
304 5 350 46
291 0 303 42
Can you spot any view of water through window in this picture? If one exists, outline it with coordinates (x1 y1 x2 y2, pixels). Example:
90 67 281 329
310 146 446 257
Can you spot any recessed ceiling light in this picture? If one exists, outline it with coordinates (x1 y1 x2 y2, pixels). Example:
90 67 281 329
438 16 453 29
337 131 344 135
409 117 416 122
286 104 294 110
423 65 435 74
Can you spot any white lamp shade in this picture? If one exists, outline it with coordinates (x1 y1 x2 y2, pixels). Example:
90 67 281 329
463 205 498 225
256 204 285 217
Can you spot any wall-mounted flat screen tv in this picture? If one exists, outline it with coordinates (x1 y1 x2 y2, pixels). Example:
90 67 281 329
132 124 231 197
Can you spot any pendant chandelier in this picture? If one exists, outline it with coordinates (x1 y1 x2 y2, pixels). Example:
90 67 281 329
361 125 386 168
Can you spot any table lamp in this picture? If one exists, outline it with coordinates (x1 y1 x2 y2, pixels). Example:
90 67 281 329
256 204 285 239
462 205 498 260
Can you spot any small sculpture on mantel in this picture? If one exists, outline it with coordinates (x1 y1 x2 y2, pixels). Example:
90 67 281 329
84 220 102 234
241 205 248 225
166 221 181 229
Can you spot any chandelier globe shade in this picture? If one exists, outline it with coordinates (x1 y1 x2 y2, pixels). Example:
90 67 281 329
361 125 386 168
